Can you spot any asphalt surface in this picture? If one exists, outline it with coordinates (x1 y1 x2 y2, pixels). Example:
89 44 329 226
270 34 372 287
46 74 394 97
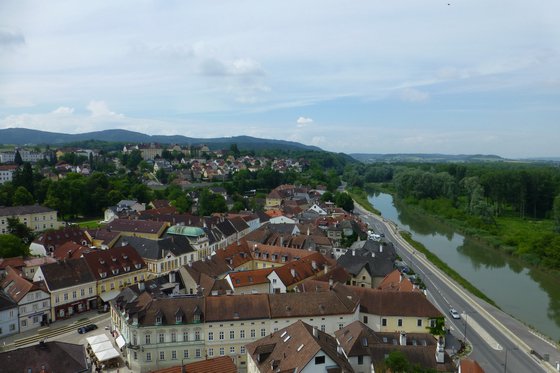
354 202 560 373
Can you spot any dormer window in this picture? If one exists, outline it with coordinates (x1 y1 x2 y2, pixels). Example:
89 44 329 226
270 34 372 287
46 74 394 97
193 314 200 323
176 315 182 324
124 266 130 272
122 254 128 260
100 272 107 278
112 257 117 262
156 316 162 325
99 259 105 264
135 263 141 269
112 269 119 275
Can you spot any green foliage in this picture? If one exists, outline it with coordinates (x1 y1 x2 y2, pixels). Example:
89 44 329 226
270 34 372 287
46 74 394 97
334 192 354 212
0 234 29 258
554 195 560 233
197 189 228 216
426 316 446 336
7 217 35 244
320 191 334 203
384 351 410 373
13 186 34 206
14 150 23 165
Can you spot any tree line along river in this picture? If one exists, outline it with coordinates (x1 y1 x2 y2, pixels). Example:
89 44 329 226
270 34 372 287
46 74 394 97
368 192 560 342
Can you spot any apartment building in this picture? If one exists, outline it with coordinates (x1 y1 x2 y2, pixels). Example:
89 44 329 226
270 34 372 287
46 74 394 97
0 205 61 234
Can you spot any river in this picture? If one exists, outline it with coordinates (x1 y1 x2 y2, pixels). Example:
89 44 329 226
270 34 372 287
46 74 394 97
368 192 560 342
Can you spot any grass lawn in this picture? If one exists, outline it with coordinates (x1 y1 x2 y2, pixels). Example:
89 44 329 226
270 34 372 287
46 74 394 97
71 218 103 229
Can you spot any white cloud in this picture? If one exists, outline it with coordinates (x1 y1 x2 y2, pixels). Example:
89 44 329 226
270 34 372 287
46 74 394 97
400 88 430 103
52 106 74 115
0 28 25 48
296 116 313 126
86 100 124 118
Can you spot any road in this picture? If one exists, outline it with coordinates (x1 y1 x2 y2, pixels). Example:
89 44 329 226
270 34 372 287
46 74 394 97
354 202 558 373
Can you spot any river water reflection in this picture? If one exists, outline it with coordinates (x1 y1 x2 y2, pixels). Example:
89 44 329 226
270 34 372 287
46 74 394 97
368 192 560 341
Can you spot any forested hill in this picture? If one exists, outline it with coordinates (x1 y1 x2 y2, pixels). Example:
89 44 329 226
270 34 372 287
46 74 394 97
350 153 505 163
0 128 321 152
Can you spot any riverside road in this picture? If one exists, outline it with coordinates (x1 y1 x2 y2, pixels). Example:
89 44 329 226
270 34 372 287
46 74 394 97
354 202 560 373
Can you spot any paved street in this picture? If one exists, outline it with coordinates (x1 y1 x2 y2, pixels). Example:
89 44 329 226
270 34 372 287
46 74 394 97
354 202 560 373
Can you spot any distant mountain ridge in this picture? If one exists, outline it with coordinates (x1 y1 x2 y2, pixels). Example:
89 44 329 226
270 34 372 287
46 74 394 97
350 153 506 163
0 128 321 151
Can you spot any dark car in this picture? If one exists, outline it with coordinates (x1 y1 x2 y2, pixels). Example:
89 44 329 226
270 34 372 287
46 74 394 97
78 324 98 334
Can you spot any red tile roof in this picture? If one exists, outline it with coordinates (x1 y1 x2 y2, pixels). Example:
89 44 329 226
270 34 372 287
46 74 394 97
150 356 237 373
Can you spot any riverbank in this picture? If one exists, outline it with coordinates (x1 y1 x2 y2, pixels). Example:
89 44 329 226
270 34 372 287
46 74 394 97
354 194 499 308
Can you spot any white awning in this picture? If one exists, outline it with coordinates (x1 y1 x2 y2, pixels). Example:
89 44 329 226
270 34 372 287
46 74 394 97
99 289 121 302
91 341 114 354
95 347 120 362
86 334 110 346
115 335 126 349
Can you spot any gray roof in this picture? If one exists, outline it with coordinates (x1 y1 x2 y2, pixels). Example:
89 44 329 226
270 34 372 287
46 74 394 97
338 242 396 277
116 235 195 260
0 341 88 373
39 258 96 291
0 205 55 217
0 292 17 311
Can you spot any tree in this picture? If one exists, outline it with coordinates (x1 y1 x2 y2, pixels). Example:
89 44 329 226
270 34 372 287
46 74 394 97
554 194 560 233
13 186 35 206
335 192 354 212
320 191 334 203
7 217 35 245
0 234 29 258
384 350 410 373
14 150 23 165
198 189 228 216
230 143 240 158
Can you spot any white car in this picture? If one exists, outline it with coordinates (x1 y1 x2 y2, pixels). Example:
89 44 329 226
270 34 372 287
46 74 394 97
449 308 461 319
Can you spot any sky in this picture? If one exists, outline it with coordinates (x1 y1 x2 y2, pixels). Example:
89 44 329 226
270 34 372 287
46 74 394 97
0 1 559 158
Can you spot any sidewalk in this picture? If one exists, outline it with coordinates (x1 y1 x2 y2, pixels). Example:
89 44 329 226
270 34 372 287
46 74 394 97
0 310 110 350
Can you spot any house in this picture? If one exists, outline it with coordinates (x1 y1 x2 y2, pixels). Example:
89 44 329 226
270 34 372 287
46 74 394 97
335 321 455 373
376 269 419 292
0 164 18 185
105 219 168 240
246 320 354 373
167 225 211 258
1 266 51 331
33 258 97 321
52 241 94 261
0 205 61 234
21 256 58 281
114 235 196 276
82 244 148 304
308 203 328 216
111 285 359 372
0 292 19 338
0 341 88 373
459 359 485 373
266 252 335 293
103 199 146 222
338 241 396 288
30 226 89 256
150 356 237 373
84 228 121 249
225 268 274 294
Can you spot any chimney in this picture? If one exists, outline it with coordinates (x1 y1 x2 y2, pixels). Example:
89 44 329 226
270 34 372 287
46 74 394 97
311 260 317 270
169 272 176 283
399 332 407 346
138 282 145 291
371 252 375 258
291 268 296 278
379 244 383 253
328 278 334 289
312 326 318 339
280 236 284 247
352 250 355 257
435 336 445 363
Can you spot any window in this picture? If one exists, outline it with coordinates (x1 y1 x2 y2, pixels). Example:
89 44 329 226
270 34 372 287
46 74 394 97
55 295 59 304
156 316 162 325
230 330 235 339
208 348 214 357
398 319 403 327
363 316 368 324
133 352 137 360
195 331 200 340
159 351 165 360
171 332 177 342
183 350 189 359
417 319 422 327
171 350 177 360
315 356 325 365
183 331 189 341
219 331 224 340
145 334 151 344
240 330 245 339
250 329 255 338
159 333 165 343
195 349 201 358
240 346 246 354
146 352 152 362
63 293 68 301
382 318 387 327
89 287 93 294
260 328 266 337
338 323 344 330
219 347 224 356
230 346 235 354
80 289 85 296
176 315 182 323
21 320 27 327
358 355 364 365
208 332 214 341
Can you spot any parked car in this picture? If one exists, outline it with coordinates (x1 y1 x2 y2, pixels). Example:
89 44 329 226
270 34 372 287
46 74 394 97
78 324 98 334
449 308 461 319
